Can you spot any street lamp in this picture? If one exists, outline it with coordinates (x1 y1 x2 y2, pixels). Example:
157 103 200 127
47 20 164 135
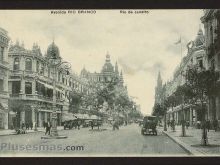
41 44 71 139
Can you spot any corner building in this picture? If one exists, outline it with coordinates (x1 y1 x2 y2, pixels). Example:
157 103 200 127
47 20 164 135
8 41 91 128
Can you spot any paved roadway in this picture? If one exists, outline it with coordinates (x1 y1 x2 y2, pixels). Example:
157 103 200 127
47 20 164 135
0 124 188 156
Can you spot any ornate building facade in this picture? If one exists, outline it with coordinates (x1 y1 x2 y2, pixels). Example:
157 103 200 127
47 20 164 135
163 28 207 125
7 41 93 129
80 53 124 86
0 27 10 129
201 9 220 124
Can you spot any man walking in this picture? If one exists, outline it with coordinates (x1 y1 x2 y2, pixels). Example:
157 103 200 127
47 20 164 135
213 119 218 132
45 121 51 135
77 119 81 130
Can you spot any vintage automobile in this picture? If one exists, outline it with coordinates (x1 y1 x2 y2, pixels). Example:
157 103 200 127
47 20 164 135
141 115 157 136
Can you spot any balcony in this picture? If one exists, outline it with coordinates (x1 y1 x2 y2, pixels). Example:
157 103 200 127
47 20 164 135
9 93 53 103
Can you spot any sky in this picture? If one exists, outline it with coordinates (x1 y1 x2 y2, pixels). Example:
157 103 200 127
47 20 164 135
0 10 204 115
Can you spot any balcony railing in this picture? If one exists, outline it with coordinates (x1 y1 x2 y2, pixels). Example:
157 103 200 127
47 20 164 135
9 93 53 102
9 93 20 97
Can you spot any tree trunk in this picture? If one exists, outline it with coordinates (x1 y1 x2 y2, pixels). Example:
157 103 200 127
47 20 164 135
164 113 167 131
181 119 186 137
172 107 175 132
181 99 186 137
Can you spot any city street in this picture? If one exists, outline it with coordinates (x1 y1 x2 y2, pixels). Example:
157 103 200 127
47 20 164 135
0 124 188 156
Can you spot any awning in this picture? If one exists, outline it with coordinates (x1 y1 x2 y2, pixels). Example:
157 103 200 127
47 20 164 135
74 113 84 119
38 109 53 113
90 115 98 120
9 111 16 115
62 113 77 121
44 83 53 89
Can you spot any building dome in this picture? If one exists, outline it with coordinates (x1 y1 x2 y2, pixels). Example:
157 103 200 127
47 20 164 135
46 41 60 59
194 28 205 47
101 53 114 73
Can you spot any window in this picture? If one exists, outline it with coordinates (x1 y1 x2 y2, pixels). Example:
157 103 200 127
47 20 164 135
12 81 21 94
0 79 3 91
58 71 61 82
210 26 214 44
13 57 20 70
0 47 4 61
48 67 50 78
211 59 215 70
36 61 40 72
62 76 65 84
25 58 32 71
25 82 32 94
199 60 203 68
40 63 44 75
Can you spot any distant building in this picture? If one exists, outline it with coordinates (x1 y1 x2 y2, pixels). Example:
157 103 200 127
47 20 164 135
80 53 124 87
0 27 10 129
154 71 163 105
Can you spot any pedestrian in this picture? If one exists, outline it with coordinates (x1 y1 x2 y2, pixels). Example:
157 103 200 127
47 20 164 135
206 120 211 132
197 121 201 129
113 120 119 130
26 123 29 130
45 121 51 135
43 121 46 129
77 119 81 130
167 121 170 128
213 119 218 132
90 121 94 130
21 122 26 134
30 122 33 130
187 121 190 129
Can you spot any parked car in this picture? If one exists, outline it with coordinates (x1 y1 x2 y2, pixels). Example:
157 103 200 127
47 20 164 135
141 115 157 136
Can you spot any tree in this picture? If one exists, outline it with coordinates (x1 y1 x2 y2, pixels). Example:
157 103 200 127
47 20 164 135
185 66 219 145
166 94 177 131
69 91 83 113
174 85 192 136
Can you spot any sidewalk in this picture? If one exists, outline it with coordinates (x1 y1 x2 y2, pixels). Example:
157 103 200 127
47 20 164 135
163 125 220 156
0 126 64 136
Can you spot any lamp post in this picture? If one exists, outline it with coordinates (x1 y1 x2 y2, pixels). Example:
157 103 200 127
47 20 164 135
41 54 71 139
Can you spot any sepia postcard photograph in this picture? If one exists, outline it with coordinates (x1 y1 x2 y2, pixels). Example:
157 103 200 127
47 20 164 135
0 9 220 157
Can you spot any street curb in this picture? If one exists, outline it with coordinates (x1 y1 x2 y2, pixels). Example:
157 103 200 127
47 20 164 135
0 130 45 137
162 131 206 156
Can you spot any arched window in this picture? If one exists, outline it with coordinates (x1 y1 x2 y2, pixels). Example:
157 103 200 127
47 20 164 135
25 58 32 71
48 67 51 78
58 71 62 82
36 61 40 72
0 47 4 61
13 57 20 70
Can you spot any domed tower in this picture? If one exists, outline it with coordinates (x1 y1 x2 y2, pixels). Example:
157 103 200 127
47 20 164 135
194 28 205 47
46 41 61 60
101 52 114 73
80 66 89 78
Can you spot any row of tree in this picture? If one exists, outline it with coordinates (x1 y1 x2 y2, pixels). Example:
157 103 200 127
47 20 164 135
153 66 219 146
68 77 142 120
